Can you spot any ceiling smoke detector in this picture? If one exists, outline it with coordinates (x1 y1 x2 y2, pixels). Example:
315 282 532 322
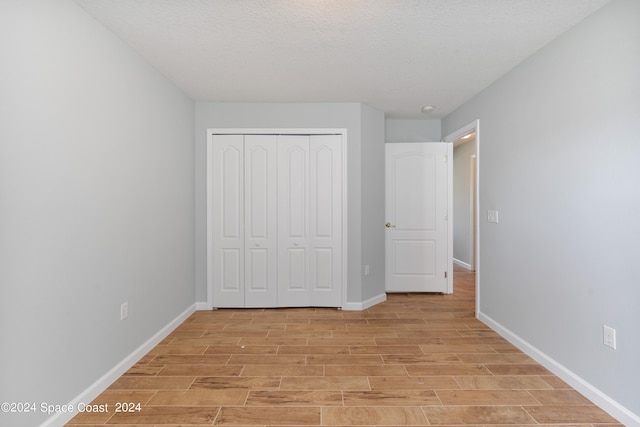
421 105 435 114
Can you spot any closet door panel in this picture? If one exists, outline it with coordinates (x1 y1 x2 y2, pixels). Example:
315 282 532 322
210 135 245 307
278 135 310 307
286 146 307 238
313 248 333 290
309 135 342 306
287 248 307 290
221 249 242 291
244 135 278 307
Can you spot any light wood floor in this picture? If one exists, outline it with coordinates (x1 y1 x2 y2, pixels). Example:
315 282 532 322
67 266 621 426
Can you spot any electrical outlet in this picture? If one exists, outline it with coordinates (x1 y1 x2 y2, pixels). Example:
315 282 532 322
603 325 616 349
120 302 128 320
364 264 370 276
487 210 499 223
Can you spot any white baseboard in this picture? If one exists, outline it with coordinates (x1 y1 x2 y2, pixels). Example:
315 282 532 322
342 293 386 311
195 301 210 310
478 311 640 427
40 304 197 427
453 258 472 270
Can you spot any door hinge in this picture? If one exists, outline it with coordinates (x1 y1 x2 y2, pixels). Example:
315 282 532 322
444 271 448 278
444 155 448 163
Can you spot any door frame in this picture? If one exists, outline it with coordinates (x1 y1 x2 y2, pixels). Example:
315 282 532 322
444 120 480 316
469 154 477 271
206 128 348 309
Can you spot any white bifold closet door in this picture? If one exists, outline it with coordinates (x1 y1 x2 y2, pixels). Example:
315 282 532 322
209 133 342 308
277 135 342 307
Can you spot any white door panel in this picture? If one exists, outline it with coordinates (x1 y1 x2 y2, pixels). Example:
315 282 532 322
394 155 436 230
278 136 310 306
244 135 277 307
221 249 242 290
221 145 243 239
386 143 451 293
309 135 342 306
210 135 245 307
313 248 333 289
394 240 435 275
287 248 307 289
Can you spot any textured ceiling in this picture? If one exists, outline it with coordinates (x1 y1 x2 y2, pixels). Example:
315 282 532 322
73 0 612 118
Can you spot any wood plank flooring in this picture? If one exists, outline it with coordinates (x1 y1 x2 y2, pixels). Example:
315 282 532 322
67 266 622 426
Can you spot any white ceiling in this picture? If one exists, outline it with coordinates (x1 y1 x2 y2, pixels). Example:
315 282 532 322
73 0 611 119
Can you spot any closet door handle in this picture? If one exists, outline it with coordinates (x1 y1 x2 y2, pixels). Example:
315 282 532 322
255 242 261 247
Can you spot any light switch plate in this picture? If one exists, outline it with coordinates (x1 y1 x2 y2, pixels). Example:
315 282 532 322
487 210 499 223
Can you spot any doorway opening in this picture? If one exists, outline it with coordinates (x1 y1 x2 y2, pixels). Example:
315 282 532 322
445 120 480 316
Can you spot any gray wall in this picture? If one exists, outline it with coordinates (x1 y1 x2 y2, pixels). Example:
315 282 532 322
194 102 386 305
385 119 441 142
443 0 640 420
0 1 195 426
453 140 476 267
361 105 386 301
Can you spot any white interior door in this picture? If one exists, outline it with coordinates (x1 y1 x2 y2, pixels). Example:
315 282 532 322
385 142 452 293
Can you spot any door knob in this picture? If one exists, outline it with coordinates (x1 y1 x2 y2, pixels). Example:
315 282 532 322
385 222 396 228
